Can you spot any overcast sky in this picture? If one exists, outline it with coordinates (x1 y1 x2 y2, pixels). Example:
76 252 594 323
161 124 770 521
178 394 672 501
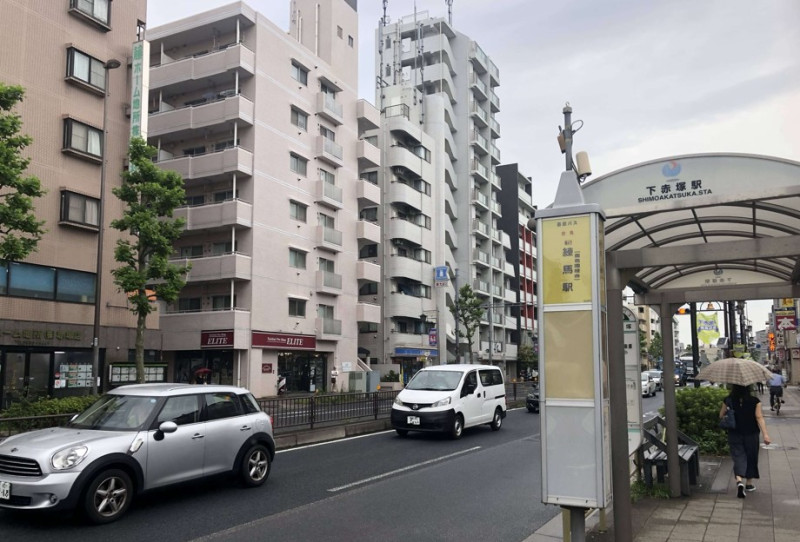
147 0 800 337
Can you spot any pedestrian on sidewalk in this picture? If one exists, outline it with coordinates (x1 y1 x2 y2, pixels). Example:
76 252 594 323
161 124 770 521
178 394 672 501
720 384 771 499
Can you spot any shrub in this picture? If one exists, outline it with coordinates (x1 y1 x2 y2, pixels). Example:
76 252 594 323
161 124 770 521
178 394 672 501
668 386 730 455
381 370 400 382
0 395 99 434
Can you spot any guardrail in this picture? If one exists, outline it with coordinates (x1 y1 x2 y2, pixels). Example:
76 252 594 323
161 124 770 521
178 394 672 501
0 382 537 439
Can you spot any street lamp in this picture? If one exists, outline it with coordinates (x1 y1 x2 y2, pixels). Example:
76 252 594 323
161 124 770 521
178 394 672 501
92 58 122 395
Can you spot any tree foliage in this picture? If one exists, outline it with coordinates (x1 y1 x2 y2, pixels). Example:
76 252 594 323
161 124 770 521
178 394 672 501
648 331 663 361
111 138 189 383
0 83 45 261
450 284 484 363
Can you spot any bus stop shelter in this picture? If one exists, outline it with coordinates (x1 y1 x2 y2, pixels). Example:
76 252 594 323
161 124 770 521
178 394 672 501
574 153 800 539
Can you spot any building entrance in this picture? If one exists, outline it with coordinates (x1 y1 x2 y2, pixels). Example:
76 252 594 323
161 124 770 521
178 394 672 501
1 351 50 410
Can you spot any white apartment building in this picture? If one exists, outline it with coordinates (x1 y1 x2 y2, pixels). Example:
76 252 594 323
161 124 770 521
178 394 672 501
146 0 381 396
0 0 150 409
376 11 511 375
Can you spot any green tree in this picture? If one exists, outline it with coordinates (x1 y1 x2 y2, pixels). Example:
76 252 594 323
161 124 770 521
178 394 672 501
0 83 45 261
111 138 189 383
517 344 538 377
648 331 663 361
450 284 484 363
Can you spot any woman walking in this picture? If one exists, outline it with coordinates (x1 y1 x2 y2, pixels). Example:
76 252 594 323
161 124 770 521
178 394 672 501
720 384 771 498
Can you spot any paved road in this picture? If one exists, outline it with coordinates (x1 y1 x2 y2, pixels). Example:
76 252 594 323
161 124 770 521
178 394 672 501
0 409 559 542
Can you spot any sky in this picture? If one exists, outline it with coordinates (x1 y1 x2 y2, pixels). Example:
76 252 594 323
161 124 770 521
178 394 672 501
147 0 800 338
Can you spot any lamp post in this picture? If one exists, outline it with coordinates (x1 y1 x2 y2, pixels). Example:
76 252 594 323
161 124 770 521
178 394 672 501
92 58 122 395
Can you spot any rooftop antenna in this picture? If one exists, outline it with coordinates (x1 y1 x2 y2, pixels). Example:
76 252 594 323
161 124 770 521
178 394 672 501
445 0 453 25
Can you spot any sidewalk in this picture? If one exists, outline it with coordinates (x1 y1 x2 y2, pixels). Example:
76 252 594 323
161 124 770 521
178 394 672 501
531 385 800 542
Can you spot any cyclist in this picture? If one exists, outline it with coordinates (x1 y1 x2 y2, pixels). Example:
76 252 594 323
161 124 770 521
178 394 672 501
768 368 786 411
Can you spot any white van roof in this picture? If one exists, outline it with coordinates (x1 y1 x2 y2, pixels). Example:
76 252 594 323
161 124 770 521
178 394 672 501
419 364 500 372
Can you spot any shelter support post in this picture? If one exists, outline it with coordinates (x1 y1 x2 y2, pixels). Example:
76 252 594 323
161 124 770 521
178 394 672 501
659 301 681 498
606 262 633 542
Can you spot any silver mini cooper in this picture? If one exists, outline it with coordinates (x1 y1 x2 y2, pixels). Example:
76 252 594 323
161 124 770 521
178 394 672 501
0 384 274 523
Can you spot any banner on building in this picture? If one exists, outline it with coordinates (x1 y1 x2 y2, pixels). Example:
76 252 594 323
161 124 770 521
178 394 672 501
696 313 720 345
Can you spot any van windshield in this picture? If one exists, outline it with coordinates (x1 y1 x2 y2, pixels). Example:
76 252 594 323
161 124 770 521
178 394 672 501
406 370 463 391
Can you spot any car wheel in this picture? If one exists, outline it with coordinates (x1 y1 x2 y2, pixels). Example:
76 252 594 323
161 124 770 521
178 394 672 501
450 413 464 440
490 408 503 431
82 469 133 524
241 444 271 487
395 428 408 437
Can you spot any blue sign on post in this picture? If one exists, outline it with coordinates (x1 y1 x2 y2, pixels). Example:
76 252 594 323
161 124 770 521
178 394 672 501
429 328 437 346
434 266 448 287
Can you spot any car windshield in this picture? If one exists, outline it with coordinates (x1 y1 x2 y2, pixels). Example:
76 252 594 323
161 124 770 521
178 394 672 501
406 370 463 391
69 394 159 431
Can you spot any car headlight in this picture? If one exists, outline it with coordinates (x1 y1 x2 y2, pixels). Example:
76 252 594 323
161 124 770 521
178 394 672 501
51 446 89 470
431 397 451 408
394 396 404 406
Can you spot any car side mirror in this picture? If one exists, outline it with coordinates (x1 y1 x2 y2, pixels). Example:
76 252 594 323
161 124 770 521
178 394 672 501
154 421 178 441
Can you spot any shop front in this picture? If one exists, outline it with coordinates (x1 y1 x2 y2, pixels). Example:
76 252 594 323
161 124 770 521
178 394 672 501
173 330 235 385
253 332 326 393
392 347 437 384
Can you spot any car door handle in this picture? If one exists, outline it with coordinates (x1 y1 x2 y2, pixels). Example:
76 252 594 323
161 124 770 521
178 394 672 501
191 433 205 439
240 425 252 431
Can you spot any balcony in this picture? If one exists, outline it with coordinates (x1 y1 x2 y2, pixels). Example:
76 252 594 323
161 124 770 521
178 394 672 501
490 117 500 139
316 92 343 126
504 287 516 303
473 248 490 268
504 261 516 277
160 308 251 350
444 159 457 191
502 231 512 250
491 199 502 216
471 159 490 183
470 41 488 74
490 145 501 164
388 218 423 246
472 189 489 210
158 147 253 181
470 71 488 101
387 145 423 179
358 139 381 169
489 91 500 113
315 317 342 340
489 60 500 87
316 136 344 168
472 219 489 238
174 199 253 232
357 220 381 244
357 178 380 205
471 128 489 155
444 218 457 249
390 292 427 320
356 302 381 324
150 44 255 91
389 181 424 208
173 252 252 283
357 99 380 132
470 101 489 128
149 94 254 139
412 64 456 103
490 170 502 190
473 279 490 294
390 256 431 281
357 260 381 283
315 225 343 252
315 180 343 209
316 270 343 296
444 188 457 220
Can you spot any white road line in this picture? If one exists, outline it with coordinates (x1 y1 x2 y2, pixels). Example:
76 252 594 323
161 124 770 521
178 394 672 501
276 430 396 453
326 446 482 493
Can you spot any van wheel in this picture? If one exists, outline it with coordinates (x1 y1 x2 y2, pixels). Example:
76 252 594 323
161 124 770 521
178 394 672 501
450 414 464 439
395 429 408 437
490 408 503 431
82 469 133 524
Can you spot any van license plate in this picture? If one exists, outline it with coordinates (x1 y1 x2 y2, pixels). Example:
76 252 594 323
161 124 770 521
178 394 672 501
0 481 10 501
407 416 420 425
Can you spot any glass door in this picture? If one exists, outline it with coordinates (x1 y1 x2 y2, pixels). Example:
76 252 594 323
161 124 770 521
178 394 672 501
2 352 27 410
27 353 51 401
1 351 52 409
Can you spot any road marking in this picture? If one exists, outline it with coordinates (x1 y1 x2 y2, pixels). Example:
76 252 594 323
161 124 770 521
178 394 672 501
276 430 396 453
326 446 482 493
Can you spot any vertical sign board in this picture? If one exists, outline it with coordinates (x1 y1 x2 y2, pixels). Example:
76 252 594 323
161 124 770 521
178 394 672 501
129 40 150 148
538 213 611 509
622 307 643 456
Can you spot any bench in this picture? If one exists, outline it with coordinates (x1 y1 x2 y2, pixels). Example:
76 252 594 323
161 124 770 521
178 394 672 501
639 415 700 496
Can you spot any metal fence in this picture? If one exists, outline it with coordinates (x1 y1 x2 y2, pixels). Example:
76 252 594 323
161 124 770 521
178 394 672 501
0 382 536 439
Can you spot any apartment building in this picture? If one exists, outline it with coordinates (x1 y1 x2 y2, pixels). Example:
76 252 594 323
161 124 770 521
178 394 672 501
376 11 510 373
496 164 538 379
146 0 380 397
0 0 149 409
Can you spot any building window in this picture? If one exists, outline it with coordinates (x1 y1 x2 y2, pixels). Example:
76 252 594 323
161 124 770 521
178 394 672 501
291 61 308 86
318 213 335 229
66 47 106 91
359 244 378 259
359 283 378 296
289 248 307 269
361 171 378 184
185 195 205 206
180 245 203 258
348 35 354 47
63 118 103 159
290 200 307 222
359 322 378 333
319 168 335 185
359 207 378 222
2 262 95 303
60 190 99 228
290 152 308 176
337 25 343 38
212 295 233 310
178 297 202 312
319 125 336 142
289 298 306 317
56 269 96 303
213 190 235 202
291 107 308 131
69 0 111 28
212 241 233 255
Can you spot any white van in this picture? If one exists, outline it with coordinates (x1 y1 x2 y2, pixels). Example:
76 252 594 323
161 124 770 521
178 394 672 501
390 364 507 439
